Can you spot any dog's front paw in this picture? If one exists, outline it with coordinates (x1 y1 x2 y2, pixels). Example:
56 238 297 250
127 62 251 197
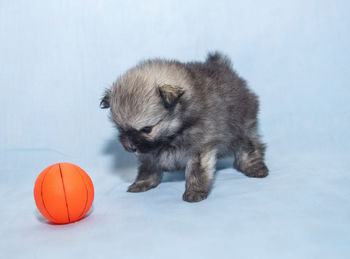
183 190 208 202
127 180 157 193
244 162 269 178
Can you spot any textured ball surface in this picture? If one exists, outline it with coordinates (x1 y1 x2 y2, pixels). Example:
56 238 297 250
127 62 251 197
34 163 94 224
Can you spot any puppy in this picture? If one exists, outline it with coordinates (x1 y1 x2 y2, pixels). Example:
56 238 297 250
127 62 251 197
101 52 268 202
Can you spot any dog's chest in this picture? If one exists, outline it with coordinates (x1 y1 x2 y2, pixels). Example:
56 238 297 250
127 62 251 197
157 146 189 171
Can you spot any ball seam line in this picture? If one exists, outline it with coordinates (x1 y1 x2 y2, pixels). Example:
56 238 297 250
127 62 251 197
58 163 71 223
40 164 59 223
73 166 90 220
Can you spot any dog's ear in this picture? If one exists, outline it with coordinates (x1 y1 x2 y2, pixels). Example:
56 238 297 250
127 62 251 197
158 85 184 109
100 89 111 109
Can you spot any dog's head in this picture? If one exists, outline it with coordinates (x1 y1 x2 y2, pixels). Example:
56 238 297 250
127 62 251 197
101 60 189 154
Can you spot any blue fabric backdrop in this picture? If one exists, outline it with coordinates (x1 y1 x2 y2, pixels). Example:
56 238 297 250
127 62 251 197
0 1 349 258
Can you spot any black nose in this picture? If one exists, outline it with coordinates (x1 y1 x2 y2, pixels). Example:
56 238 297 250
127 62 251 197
122 141 137 153
119 133 138 153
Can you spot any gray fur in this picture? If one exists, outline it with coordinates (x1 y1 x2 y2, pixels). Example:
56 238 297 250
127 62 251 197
101 52 268 202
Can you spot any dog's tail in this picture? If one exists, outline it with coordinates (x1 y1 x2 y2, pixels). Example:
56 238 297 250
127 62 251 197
205 51 232 67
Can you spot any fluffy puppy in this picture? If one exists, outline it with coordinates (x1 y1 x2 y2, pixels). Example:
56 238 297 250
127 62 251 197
101 52 268 202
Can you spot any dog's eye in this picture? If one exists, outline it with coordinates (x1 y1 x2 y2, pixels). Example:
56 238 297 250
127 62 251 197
140 126 153 134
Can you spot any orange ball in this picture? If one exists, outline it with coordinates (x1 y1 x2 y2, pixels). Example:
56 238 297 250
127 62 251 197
34 163 94 224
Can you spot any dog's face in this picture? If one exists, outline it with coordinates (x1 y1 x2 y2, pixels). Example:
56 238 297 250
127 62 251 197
101 67 185 154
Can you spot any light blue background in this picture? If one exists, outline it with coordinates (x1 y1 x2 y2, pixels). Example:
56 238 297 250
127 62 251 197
0 1 349 258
